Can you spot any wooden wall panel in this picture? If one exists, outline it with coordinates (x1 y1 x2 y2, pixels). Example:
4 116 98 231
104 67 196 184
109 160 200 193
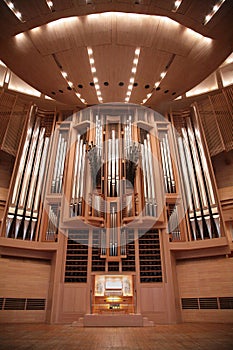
0 256 51 323
176 256 233 323
0 257 51 298
177 257 233 297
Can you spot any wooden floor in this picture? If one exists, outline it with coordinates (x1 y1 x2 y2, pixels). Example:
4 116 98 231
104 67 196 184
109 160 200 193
0 323 233 350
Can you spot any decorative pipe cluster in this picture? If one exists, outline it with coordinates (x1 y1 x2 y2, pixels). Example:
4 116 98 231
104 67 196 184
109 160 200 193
6 109 49 240
140 134 157 216
70 134 86 217
159 132 176 193
46 204 59 241
51 131 67 194
109 204 118 256
177 115 220 240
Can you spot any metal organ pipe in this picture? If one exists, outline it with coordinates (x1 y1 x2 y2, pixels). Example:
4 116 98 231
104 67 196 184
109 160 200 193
177 114 221 240
6 113 51 241
141 134 156 216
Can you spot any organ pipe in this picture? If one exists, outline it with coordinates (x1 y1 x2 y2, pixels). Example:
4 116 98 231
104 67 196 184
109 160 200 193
5 110 52 241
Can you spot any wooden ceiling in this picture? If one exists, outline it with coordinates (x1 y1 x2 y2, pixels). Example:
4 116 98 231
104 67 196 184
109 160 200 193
0 0 232 110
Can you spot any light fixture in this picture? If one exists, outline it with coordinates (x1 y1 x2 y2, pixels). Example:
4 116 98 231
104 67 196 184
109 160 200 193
124 47 141 103
61 71 68 78
160 72 167 79
46 1 54 11
3 1 25 22
172 0 182 13
87 46 103 103
203 0 226 25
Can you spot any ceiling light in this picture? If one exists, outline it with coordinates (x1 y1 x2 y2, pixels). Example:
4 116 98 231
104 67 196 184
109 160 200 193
128 84 133 90
142 98 147 103
95 84 100 90
126 91 131 96
76 92 81 98
3 1 25 22
147 93 152 99
4 71 10 84
8 2 14 9
130 77 134 83
91 67 96 73
61 71 67 78
93 77 98 83
154 81 160 88
46 0 54 10
87 47 93 55
125 97 130 102
97 90 101 96
133 58 139 65
172 0 182 12
132 67 136 73
68 81 73 87
160 71 167 79
203 0 226 25
80 98 86 104
135 48 140 55
90 58 95 64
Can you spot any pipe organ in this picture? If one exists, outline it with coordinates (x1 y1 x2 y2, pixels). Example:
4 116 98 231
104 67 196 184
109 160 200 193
0 103 227 322
1 103 223 247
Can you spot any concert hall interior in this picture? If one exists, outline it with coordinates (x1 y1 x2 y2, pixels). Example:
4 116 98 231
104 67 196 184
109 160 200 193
0 0 233 347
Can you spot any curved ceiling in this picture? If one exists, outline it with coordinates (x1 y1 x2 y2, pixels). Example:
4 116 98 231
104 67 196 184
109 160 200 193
0 0 232 110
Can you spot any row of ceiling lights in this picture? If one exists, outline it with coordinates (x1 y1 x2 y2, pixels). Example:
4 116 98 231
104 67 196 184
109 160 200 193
60 70 87 105
87 47 103 103
141 70 168 104
125 48 140 103
3 0 226 26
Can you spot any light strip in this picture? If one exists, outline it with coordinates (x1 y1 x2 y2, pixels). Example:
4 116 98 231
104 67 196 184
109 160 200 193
60 70 87 105
3 1 25 22
203 0 226 25
87 47 103 103
125 47 140 103
172 0 183 13
141 69 168 105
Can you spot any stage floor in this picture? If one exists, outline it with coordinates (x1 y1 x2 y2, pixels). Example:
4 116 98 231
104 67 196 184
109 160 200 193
0 322 233 349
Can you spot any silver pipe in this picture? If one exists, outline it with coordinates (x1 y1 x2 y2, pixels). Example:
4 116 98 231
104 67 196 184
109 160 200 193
11 123 33 205
116 139 119 196
165 133 176 192
51 133 62 193
6 214 14 237
108 139 111 196
19 119 40 208
112 130 116 197
34 137 49 211
55 137 64 193
160 139 168 192
186 119 208 208
58 140 67 192
162 137 172 193
26 128 45 211
72 134 80 202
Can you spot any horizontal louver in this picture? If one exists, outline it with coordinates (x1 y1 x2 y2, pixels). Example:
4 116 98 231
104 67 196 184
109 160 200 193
181 297 233 310
0 298 46 310
199 298 218 309
219 297 233 309
181 298 199 309
4 298 25 310
26 298 46 310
